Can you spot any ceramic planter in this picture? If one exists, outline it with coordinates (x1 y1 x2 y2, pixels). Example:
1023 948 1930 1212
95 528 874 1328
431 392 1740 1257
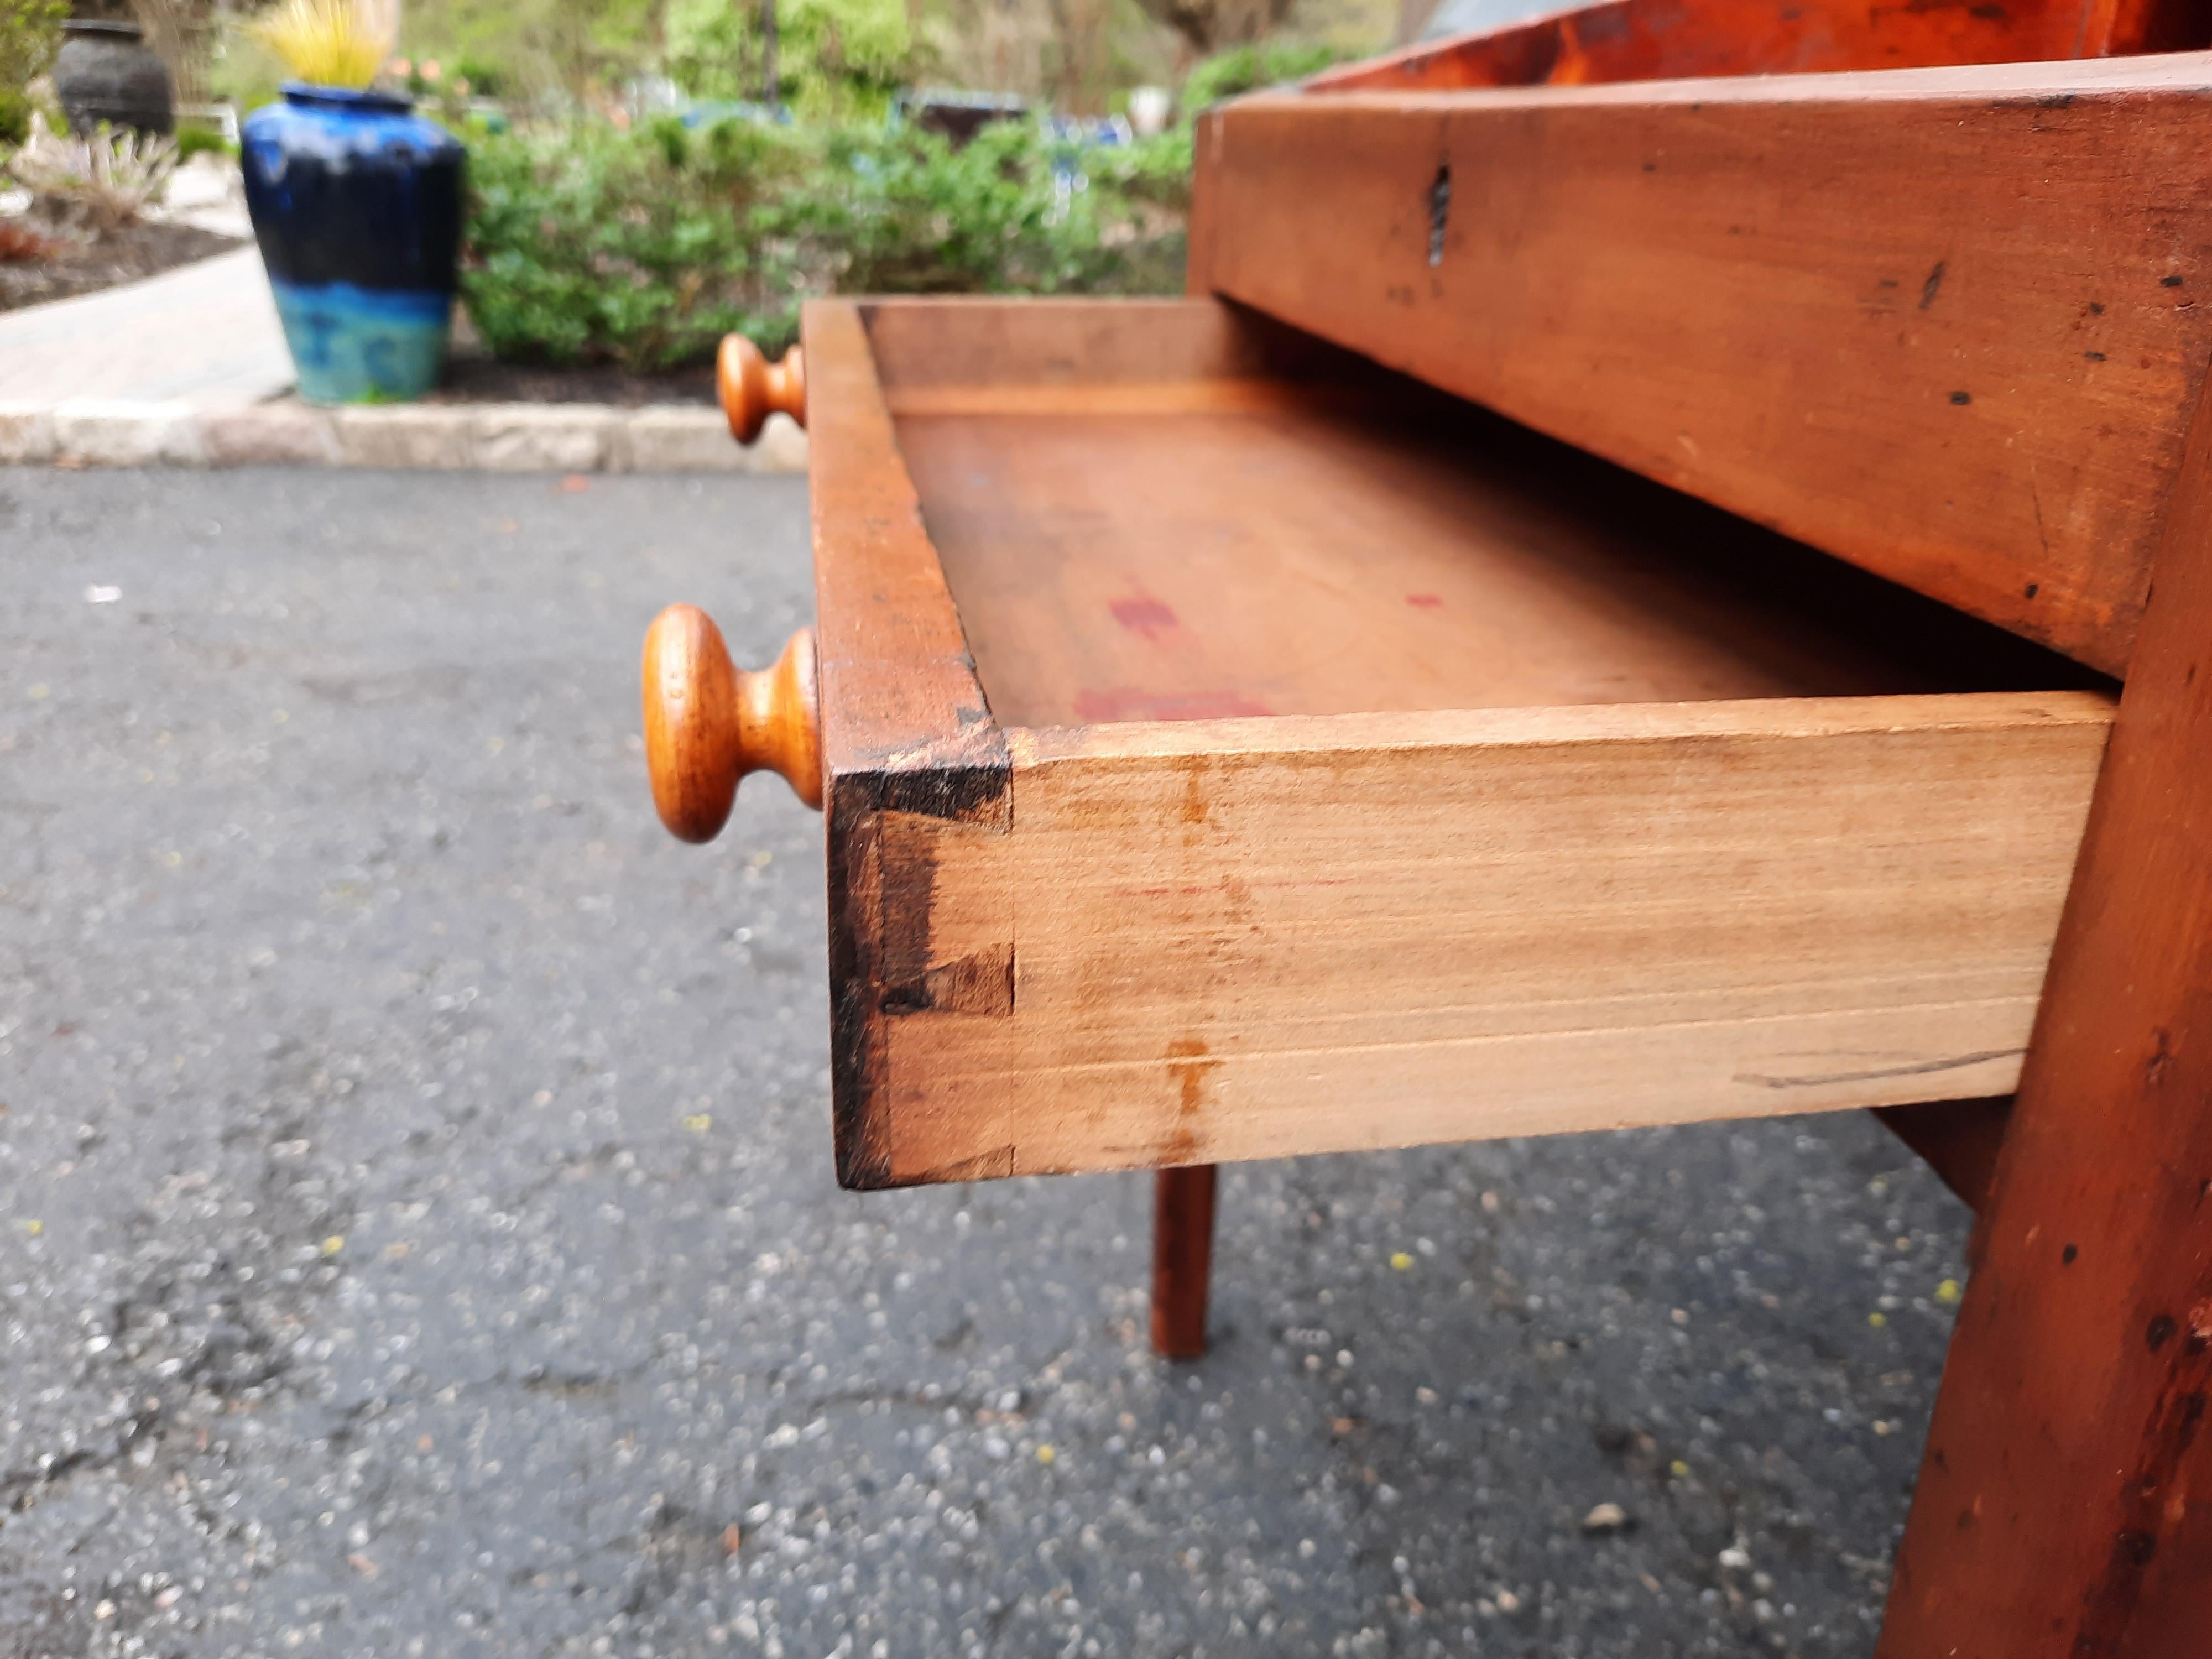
241 84 465 405
54 19 173 138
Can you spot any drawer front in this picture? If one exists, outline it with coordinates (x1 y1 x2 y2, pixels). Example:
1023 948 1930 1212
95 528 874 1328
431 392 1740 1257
785 296 2116 1189
843 698 2107 1186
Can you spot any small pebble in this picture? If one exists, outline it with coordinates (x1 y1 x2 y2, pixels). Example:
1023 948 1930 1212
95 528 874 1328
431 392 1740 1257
1581 1503 1630 1534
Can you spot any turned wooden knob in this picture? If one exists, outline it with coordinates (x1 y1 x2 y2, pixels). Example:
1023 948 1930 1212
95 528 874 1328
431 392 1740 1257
642 607 822 841
717 335 806 444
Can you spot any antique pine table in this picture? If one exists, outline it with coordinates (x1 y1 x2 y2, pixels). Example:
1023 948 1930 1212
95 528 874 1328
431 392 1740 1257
645 4 2212 1648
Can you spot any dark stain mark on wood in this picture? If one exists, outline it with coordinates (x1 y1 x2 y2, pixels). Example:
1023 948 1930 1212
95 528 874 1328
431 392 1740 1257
2026 582 2042 598
1739 1047 2022 1089
1921 260 1947 310
871 815 1015 1019
2070 1255 2212 1650
826 726 1013 1193
2065 1243 2080 1264
2163 275 2186 288
1162 1036 1223 1164
883 944 1016 1018
1109 594 1178 640
1180 757 1210 828
2085 351 2107 362
2146 1028 2172 1087
1950 391 1974 405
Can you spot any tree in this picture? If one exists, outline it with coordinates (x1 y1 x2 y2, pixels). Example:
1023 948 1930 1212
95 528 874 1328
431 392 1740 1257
1129 0 1290 59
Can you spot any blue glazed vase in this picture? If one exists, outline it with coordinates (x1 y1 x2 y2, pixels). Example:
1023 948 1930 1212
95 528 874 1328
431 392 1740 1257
241 85 466 405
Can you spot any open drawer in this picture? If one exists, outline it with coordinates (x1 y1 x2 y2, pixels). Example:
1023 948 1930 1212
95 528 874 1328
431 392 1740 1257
657 296 2116 1190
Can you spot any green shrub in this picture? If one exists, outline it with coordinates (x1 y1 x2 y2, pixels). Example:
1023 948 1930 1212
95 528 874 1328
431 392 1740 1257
461 113 1185 371
768 121 1153 296
0 85 30 148
666 0 911 119
0 0 64 88
174 124 233 162
451 56 504 97
1181 39 1349 110
1 0 64 145
462 115 813 370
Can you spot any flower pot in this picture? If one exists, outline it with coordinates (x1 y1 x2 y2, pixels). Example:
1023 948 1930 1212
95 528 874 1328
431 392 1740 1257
241 84 465 406
54 19 174 138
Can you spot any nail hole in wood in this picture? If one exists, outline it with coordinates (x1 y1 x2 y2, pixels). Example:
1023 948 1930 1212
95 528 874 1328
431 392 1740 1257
1427 162 1451 268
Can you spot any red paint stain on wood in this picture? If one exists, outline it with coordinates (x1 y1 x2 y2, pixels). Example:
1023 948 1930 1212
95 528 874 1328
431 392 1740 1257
1110 595 1179 640
1073 687 1274 722
1406 593 1444 609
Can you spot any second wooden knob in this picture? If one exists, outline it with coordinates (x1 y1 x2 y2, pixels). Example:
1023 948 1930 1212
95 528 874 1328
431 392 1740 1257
718 335 806 445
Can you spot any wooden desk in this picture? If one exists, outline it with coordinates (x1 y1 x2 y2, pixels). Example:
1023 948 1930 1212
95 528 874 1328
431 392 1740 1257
648 30 2212 1653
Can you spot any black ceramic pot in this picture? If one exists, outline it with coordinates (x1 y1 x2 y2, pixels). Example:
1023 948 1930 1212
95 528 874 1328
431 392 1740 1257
54 19 174 138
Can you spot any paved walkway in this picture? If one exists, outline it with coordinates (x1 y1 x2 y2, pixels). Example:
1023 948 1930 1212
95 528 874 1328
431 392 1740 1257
0 244 292 406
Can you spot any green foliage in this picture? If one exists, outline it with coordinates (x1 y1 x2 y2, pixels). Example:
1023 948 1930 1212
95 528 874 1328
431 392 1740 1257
175 123 233 162
451 56 504 96
461 114 812 370
0 0 66 92
461 112 1185 371
207 17 289 117
1 0 64 143
1180 38 1347 109
401 0 662 110
769 121 1127 294
665 0 912 119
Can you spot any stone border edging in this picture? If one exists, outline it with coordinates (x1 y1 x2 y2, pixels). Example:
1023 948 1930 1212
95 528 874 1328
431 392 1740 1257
0 399 807 473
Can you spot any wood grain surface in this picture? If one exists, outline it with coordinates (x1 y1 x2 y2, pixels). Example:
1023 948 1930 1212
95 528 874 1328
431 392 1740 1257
1190 56 2212 674
801 300 1012 1188
1881 363 2212 1659
1310 0 2211 96
894 385 2095 729
844 695 2111 1186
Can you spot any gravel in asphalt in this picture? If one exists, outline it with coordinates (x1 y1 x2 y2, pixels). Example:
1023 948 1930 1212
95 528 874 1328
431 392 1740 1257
0 467 1974 1658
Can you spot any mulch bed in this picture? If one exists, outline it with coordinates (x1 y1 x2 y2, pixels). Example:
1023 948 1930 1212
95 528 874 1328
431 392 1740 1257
0 218 246 312
420 338 717 408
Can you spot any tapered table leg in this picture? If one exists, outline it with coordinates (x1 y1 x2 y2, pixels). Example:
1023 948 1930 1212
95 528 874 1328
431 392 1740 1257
1151 1164 1218 1359
1880 387 2212 1654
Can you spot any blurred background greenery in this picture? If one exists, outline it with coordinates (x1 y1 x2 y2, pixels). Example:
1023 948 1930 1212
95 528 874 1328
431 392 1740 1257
3 0 1393 368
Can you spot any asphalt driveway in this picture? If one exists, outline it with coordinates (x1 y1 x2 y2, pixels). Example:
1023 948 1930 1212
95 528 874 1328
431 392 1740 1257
1 467 1973 1658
